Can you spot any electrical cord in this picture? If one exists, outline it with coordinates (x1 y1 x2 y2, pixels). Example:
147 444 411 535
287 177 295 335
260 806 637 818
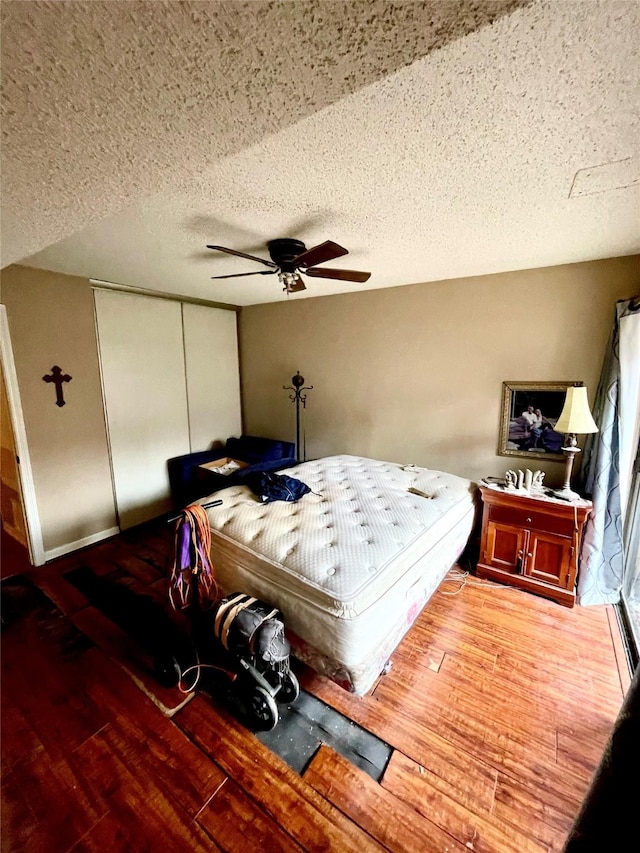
177 651 237 694
438 567 524 595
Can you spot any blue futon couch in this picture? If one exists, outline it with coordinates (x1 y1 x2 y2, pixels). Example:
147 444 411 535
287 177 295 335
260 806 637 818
167 435 296 507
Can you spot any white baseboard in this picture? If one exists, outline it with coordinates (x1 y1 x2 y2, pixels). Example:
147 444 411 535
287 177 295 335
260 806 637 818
44 526 120 562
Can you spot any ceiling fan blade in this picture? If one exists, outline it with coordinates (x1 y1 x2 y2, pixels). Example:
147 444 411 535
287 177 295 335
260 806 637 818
207 245 278 268
304 267 371 283
293 240 348 269
210 270 277 279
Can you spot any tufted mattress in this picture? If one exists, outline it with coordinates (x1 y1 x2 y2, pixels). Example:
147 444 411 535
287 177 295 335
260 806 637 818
203 455 477 694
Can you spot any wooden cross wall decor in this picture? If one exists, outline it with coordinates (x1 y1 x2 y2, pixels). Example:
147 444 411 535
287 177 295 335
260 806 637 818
43 366 72 407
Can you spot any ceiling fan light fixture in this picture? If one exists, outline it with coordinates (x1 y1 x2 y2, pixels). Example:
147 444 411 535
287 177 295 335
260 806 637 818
279 271 304 293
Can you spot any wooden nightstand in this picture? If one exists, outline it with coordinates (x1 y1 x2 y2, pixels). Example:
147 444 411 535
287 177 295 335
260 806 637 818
476 485 592 607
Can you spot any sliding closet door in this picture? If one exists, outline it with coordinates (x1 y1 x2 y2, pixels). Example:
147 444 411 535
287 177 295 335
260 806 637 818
182 303 242 451
95 290 190 529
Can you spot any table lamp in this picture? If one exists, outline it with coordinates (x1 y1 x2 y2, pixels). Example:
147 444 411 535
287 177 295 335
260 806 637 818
553 384 598 500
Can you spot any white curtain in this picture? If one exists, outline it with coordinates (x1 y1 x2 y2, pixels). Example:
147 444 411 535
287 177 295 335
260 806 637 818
619 310 640 520
578 297 640 606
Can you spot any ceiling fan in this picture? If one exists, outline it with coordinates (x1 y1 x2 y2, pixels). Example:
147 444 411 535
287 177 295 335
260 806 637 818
206 238 371 293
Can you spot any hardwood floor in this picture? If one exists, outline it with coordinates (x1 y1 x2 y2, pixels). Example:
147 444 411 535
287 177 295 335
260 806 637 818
1 520 628 852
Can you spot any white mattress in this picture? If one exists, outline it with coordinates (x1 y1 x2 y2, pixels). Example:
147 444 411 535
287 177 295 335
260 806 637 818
204 455 477 693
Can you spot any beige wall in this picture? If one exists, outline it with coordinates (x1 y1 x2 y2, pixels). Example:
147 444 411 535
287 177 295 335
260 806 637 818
2 255 637 556
1 265 116 553
239 256 640 488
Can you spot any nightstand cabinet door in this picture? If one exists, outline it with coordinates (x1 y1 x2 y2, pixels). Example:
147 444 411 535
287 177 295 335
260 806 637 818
485 522 527 575
525 530 573 588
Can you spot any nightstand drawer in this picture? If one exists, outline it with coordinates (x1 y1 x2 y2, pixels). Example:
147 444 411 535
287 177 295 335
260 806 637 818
489 504 575 538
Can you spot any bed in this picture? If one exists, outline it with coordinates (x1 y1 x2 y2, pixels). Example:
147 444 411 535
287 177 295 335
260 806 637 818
203 455 478 695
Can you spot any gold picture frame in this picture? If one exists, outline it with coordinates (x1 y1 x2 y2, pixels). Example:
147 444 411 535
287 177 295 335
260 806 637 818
498 381 579 462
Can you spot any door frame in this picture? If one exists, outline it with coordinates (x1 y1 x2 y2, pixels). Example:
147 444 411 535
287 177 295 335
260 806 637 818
0 305 46 565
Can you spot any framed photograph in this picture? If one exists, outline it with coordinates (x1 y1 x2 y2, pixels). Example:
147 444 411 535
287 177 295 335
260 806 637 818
498 381 578 461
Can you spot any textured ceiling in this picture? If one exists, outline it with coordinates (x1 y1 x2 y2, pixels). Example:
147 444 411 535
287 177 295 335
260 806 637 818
2 0 639 306
1 0 523 264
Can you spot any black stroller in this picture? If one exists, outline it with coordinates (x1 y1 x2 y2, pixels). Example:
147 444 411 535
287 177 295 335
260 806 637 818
154 503 299 730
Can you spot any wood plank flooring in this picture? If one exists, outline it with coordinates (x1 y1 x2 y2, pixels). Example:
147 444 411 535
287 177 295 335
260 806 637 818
1 519 628 852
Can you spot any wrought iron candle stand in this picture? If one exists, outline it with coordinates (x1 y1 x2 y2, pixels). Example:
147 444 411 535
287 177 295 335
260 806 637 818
283 371 313 462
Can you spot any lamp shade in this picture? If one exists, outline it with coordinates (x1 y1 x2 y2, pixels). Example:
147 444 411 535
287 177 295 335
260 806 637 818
555 386 599 434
